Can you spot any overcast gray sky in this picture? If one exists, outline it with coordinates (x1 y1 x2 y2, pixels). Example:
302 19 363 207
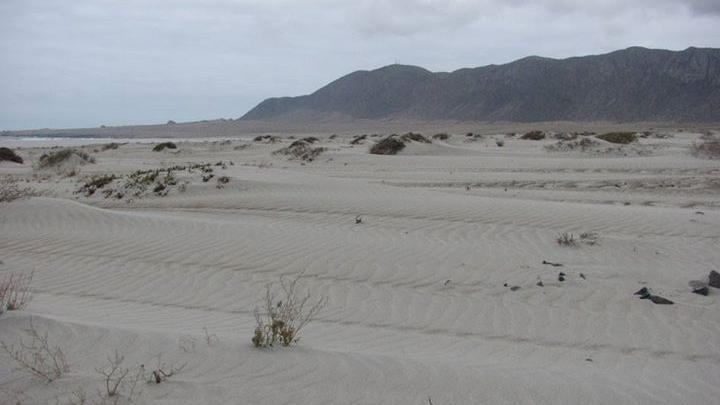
1 0 719 130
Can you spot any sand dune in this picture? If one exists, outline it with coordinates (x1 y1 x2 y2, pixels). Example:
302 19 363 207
1 131 719 404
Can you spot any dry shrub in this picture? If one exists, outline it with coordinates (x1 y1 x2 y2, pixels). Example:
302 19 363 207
0 177 38 203
521 130 546 140
432 133 449 140
1 319 69 382
690 140 720 159
0 272 33 312
370 136 406 155
579 232 599 245
556 232 577 247
252 274 327 348
96 350 144 402
76 174 117 197
0 147 23 164
596 132 637 144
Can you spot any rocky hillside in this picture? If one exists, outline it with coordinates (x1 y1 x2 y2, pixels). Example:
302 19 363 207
242 47 720 122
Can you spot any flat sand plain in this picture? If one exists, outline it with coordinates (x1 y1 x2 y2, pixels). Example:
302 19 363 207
1 130 719 404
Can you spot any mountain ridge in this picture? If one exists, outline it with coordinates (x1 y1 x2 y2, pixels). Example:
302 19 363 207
241 47 720 122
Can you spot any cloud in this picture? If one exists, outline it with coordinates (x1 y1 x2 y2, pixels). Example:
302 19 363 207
0 0 718 129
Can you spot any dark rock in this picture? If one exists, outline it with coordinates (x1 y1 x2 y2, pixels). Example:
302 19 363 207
536 280 544 287
709 270 720 288
510 286 521 291
542 260 563 267
634 287 649 296
692 286 709 296
558 272 566 282
689 280 709 296
649 295 674 305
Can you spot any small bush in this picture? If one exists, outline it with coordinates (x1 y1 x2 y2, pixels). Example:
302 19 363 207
152 142 177 152
596 132 637 144
496 139 505 147
0 147 23 164
370 136 406 155
1 320 69 382
0 272 33 312
521 130 546 140
432 133 449 140
690 140 720 159
302 136 319 143
38 149 94 168
556 232 577 247
252 273 327 348
96 350 144 401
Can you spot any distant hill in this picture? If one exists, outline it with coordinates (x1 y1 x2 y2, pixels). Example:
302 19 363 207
241 47 720 122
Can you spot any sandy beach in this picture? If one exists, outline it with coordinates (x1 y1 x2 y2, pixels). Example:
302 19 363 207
1 130 719 404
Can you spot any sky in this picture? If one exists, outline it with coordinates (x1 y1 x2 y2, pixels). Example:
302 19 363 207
1 0 719 130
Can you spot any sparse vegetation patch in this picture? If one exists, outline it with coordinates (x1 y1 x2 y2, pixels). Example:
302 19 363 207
38 148 95 169
273 139 326 162
0 177 38 203
544 137 600 152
